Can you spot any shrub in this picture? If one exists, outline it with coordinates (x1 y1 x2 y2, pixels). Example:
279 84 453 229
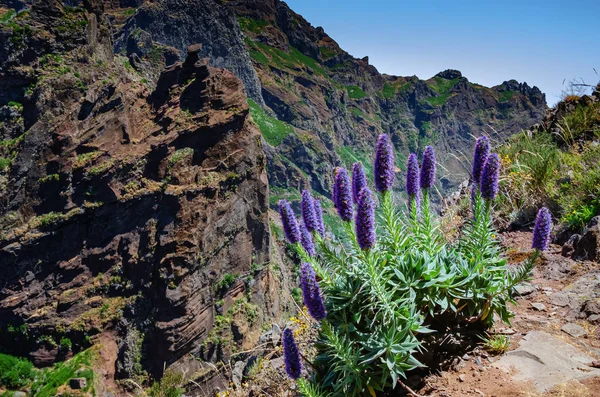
215 273 237 292
59 337 72 351
147 370 185 397
278 135 550 396
0 353 36 389
498 98 600 231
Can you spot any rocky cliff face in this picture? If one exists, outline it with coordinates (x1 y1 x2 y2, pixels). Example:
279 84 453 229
0 1 284 391
229 0 547 195
114 0 546 201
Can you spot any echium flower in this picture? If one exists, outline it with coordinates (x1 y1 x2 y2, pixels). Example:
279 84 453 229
472 136 490 188
374 134 395 192
282 328 302 379
355 188 376 250
278 200 300 244
313 199 325 237
480 153 500 201
406 153 420 213
420 146 436 190
352 162 368 204
301 262 327 321
300 223 316 257
334 168 353 222
301 190 317 233
532 207 552 251
406 153 420 197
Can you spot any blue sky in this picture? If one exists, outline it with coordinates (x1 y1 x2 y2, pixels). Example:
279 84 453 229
285 0 600 106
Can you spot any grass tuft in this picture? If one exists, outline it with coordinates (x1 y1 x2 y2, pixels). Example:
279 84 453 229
345 85 367 100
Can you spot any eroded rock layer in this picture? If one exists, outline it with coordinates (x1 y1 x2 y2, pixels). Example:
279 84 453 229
0 1 279 385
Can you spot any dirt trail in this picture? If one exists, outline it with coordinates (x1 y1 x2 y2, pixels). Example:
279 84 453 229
418 231 600 397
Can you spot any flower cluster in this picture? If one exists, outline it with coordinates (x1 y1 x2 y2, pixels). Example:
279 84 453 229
352 162 368 204
532 207 552 251
355 187 376 250
406 153 420 212
301 262 327 320
333 168 353 222
313 199 325 236
420 146 436 190
374 134 395 192
282 328 302 379
279 200 300 244
480 153 500 201
302 190 318 233
472 136 491 187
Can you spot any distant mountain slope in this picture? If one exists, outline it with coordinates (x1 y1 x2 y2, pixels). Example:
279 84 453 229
115 0 546 201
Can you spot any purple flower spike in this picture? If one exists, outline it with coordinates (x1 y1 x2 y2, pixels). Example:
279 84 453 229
406 153 420 197
282 328 302 379
420 146 436 190
472 136 490 187
355 188 376 250
480 153 500 201
313 199 325 236
278 200 300 244
532 207 552 251
300 223 316 257
352 162 368 204
374 134 395 192
301 190 317 233
334 168 353 222
301 262 327 321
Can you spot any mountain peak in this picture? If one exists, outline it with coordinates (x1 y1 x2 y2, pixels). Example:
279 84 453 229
435 69 463 80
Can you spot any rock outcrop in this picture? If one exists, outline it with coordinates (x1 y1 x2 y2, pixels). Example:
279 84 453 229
0 1 284 389
114 0 265 105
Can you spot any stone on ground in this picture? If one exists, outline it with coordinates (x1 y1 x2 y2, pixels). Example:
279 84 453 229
494 331 600 392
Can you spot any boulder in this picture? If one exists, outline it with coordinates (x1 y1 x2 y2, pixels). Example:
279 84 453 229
69 378 87 390
573 216 600 261
495 331 600 392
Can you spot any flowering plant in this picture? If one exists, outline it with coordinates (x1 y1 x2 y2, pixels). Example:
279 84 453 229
279 135 552 396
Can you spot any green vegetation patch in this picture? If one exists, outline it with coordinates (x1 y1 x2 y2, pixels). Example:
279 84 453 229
7 101 23 112
0 9 16 24
498 100 600 231
498 90 515 103
381 82 398 99
246 39 270 66
245 39 328 77
269 186 302 208
427 76 459 94
32 349 95 397
169 147 194 166
345 85 367 100
319 46 337 60
238 17 269 34
0 349 96 396
424 76 459 106
425 94 452 106
380 81 412 99
0 353 35 389
0 132 26 171
248 99 295 146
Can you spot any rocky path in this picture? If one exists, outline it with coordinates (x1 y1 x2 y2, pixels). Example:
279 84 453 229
418 231 600 397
